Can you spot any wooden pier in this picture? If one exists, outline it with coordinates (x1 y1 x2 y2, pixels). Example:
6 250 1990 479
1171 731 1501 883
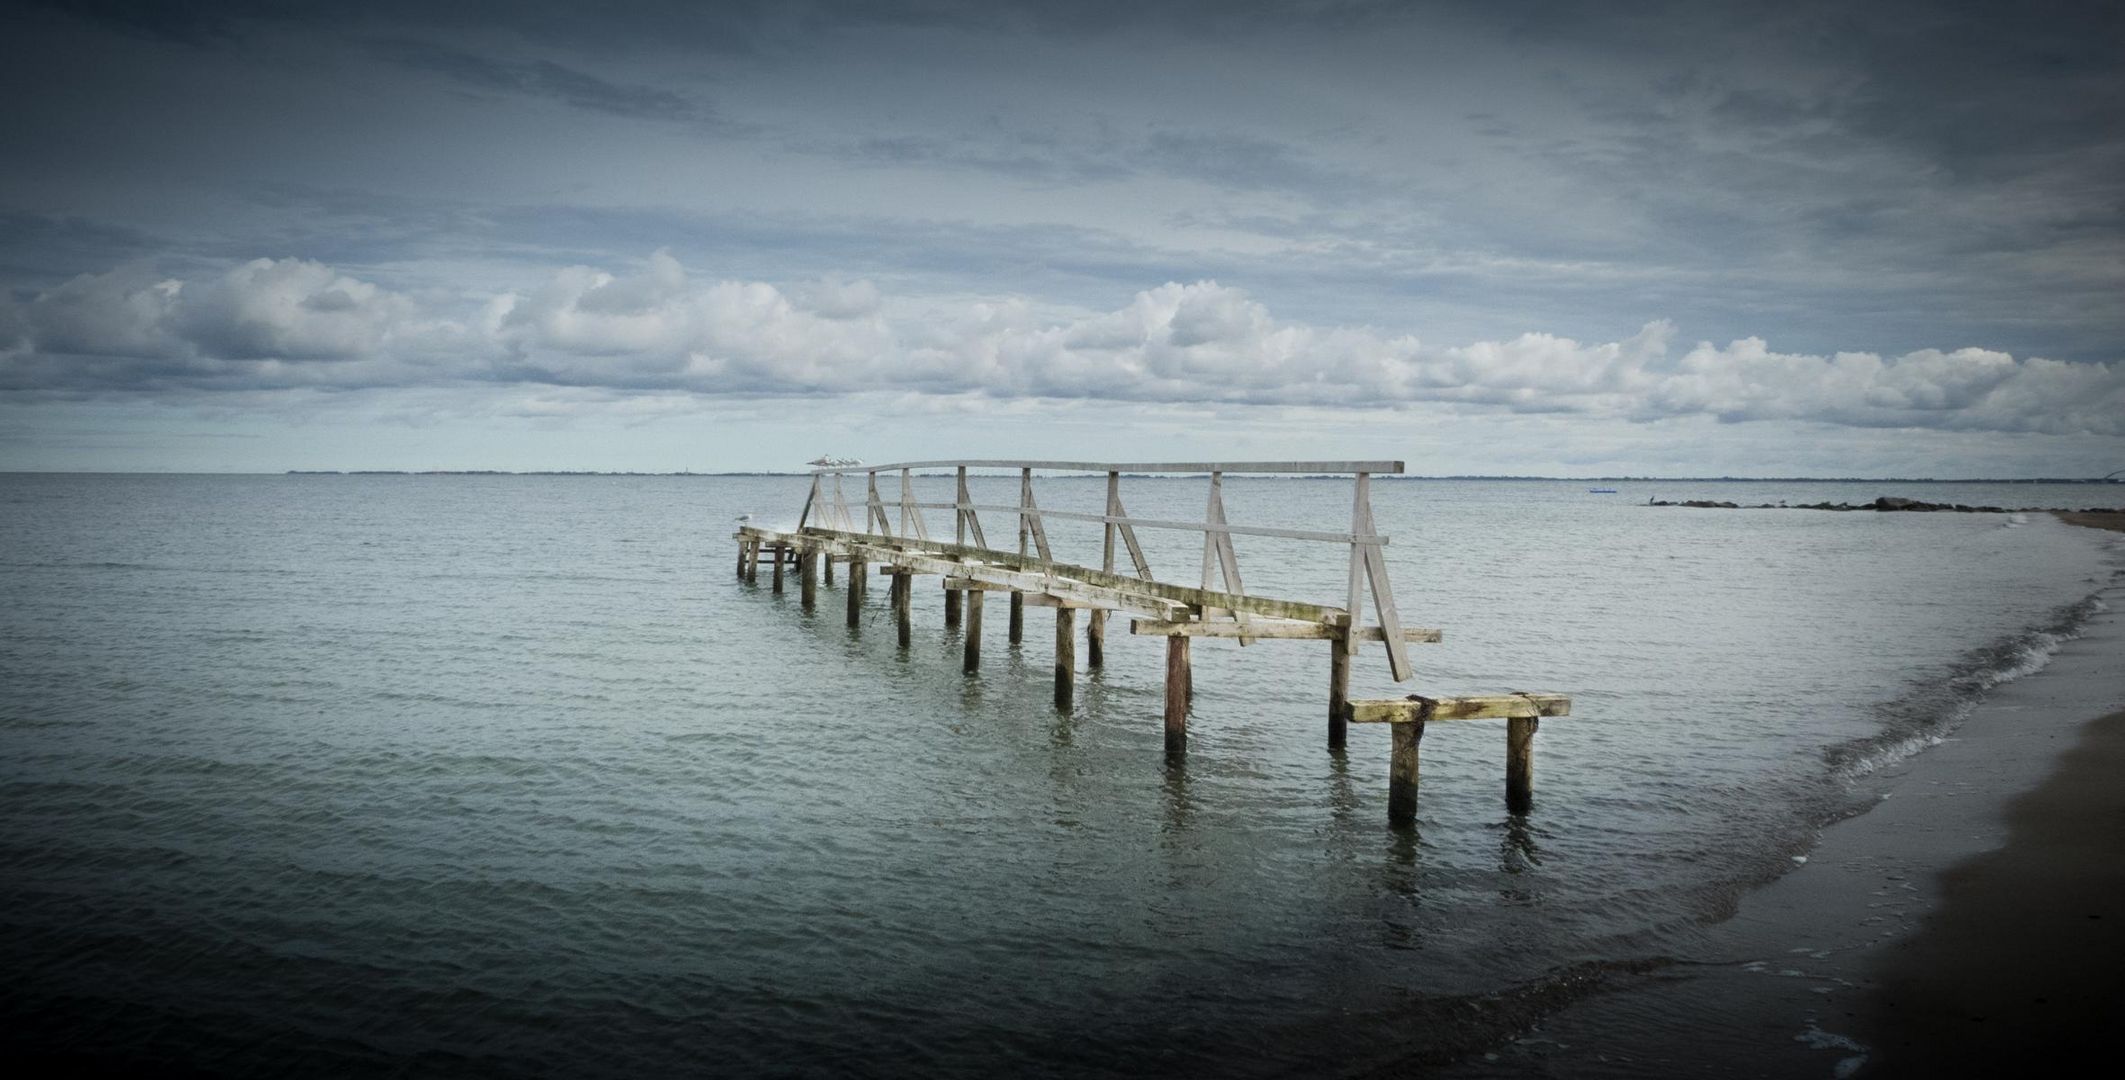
733 459 1570 824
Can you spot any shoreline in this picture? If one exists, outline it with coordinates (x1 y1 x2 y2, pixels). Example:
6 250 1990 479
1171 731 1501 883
1441 514 2125 1077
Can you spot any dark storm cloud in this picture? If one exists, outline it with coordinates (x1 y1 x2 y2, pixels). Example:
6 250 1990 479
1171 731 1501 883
2 0 2119 462
366 39 708 123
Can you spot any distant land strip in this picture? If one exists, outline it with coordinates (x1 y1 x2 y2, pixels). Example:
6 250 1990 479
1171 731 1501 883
276 470 2125 483
1650 495 2125 521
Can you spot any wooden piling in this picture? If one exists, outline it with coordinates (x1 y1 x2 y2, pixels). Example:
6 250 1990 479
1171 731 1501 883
1055 606 1076 710
1328 633 1351 749
1087 609 1105 669
824 554 834 586
1009 591 1024 645
944 587 962 628
1388 720 1425 824
893 571 912 648
963 588 983 673
800 550 817 609
1164 635 1190 756
846 557 865 628
771 545 785 593
736 539 747 579
1506 716 1537 814
745 540 760 583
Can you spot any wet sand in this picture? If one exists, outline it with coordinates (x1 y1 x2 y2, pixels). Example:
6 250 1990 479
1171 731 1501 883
1859 708 2125 1073
2053 509 2125 533
1442 517 2125 1078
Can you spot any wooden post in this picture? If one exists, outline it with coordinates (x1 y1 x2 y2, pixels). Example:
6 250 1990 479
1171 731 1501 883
1506 716 1538 814
1389 721 1425 825
1055 606 1076 710
824 554 834 586
944 587 962 628
1328 632 1351 749
963 588 983 673
746 540 760 583
736 540 747 579
1012 465 1029 644
800 550 817 609
771 545 785 593
893 571 912 648
846 557 864 628
1164 635 1190 757
1090 470 1118 668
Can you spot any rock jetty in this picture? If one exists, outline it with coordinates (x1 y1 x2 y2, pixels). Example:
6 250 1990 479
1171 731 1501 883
1648 496 2125 515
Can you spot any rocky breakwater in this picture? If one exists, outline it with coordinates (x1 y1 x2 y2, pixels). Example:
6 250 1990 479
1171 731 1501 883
1649 496 2125 515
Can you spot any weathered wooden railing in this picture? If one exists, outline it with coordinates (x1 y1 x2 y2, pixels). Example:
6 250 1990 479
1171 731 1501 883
733 459 1570 824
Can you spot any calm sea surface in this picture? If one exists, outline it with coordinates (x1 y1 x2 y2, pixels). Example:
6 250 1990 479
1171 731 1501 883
1 474 2116 1076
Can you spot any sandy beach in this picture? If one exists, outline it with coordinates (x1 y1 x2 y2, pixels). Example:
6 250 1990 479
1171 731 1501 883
1445 514 2125 1078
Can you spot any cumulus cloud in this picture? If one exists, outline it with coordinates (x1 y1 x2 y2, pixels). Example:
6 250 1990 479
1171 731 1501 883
2 254 2118 436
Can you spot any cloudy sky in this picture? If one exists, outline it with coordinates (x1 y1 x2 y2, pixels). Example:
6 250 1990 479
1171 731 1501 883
2 0 2119 475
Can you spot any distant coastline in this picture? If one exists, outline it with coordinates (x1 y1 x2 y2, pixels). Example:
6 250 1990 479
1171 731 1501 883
263 470 2125 483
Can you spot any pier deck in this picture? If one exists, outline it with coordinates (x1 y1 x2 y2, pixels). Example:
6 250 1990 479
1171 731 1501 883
734 459 1570 824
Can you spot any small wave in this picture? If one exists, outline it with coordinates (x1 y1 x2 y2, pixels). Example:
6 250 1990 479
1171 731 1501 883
1825 591 2104 781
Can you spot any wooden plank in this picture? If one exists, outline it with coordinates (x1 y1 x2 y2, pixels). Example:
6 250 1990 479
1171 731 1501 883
1354 473 1412 681
899 468 929 541
917 561 1189 621
1019 470 1052 562
1347 694 1572 724
955 467 988 550
798 473 819 531
1109 478 1153 581
1200 471 1252 642
866 473 891 536
1129 620 1439 642
808 459 1406 475
802 527 1345 624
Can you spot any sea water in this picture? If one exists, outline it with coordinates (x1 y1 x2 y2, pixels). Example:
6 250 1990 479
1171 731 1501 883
0 474 2114 1075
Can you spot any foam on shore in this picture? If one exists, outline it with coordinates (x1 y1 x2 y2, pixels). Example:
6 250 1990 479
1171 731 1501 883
1442 521 2125 1078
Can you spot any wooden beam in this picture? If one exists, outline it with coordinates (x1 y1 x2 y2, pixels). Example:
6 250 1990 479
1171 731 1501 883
802 527 1346 625
1347 694 1572 724
1130 620 1440 642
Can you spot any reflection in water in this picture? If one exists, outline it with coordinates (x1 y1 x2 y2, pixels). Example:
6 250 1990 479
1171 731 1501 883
1159 753 1194 835
1500 814 1542 872
1379 826 1427 951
